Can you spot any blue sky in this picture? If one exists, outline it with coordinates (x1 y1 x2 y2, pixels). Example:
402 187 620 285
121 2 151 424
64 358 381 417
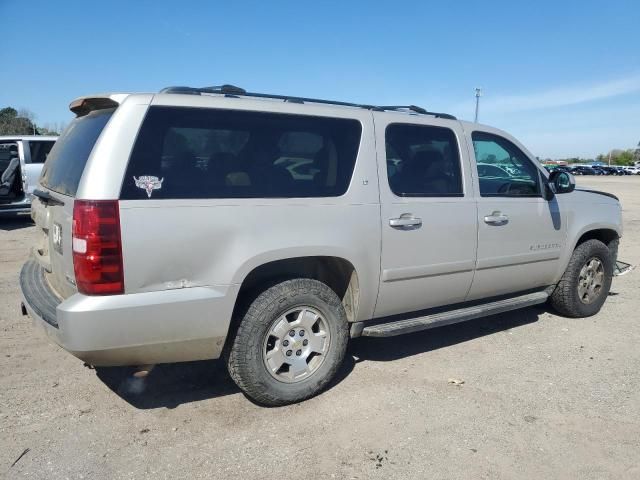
1 0 638 158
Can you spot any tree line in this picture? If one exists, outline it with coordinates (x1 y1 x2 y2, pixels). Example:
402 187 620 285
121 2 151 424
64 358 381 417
0 106 65 136
595 145 640 166
540 142 640 166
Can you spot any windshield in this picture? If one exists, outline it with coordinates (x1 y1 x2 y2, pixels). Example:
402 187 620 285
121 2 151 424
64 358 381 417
40 108 114 196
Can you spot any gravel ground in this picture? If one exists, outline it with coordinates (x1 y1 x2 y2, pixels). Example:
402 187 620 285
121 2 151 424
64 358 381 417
1 176 639 479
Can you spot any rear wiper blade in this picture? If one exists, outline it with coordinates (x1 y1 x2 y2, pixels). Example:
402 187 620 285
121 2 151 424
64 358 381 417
33 189 65 206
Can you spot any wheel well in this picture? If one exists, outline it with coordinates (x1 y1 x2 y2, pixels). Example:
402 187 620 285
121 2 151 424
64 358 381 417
234 256 360 323
576 229 618 248
576 228 619 259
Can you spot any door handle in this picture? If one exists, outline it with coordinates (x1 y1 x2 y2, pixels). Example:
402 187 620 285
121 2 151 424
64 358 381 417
484 211 509 226
389 215 422 230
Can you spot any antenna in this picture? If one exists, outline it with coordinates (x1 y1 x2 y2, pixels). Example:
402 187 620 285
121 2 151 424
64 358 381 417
474 87 482 123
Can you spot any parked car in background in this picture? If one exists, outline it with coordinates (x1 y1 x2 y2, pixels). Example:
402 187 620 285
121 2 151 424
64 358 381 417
0 136 57 215
571 166 597 175
555 165 573 173
599 166 619 175
544 165 572 174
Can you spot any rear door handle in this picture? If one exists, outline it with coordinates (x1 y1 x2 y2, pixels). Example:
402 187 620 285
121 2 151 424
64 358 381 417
484 211 509 226
389 215 422 230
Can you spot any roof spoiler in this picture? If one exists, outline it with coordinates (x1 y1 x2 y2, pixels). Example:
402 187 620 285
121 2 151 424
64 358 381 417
69 94 128 117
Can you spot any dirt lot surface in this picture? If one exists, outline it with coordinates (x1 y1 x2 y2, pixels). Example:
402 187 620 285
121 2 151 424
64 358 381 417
1 176 639 479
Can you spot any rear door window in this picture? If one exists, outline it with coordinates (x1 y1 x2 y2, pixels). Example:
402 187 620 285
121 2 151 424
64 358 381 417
385 123 463 197
120 107 362 199
40 109 114 196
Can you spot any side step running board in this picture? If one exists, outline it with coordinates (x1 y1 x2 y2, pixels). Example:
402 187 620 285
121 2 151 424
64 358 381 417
361 291 549 338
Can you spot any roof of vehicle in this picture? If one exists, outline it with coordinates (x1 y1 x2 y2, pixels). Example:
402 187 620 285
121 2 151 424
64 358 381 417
0 135 58 141
160 85 459 119
68 86 541 167
70 85 459 121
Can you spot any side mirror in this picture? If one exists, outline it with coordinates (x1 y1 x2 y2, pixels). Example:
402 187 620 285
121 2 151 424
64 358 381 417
548 170 575 196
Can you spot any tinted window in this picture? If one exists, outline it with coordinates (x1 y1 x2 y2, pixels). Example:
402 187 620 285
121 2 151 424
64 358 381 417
120 107 362 199
40 109 114 196
385 124 463 196
28 140 55 163
472 131 541 197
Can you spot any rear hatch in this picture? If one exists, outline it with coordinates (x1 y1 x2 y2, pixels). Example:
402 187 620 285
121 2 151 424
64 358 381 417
32 106 115 299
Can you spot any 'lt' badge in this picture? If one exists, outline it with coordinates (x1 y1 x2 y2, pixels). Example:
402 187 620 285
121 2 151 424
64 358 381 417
133 176 164 198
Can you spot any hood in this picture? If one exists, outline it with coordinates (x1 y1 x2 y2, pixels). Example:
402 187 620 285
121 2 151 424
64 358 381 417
575 188 619 201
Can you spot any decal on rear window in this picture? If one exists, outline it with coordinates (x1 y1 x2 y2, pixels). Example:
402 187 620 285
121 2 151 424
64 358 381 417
133 175 164 198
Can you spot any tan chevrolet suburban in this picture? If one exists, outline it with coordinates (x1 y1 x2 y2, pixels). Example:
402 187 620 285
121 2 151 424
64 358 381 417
20 85 626 405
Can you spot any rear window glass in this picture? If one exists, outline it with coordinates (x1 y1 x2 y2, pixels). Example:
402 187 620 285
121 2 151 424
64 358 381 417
28 140 55 164
120 107 362 199
40 109 114 196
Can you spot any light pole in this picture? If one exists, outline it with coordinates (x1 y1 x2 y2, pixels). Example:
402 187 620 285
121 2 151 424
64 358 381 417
474 87 482 123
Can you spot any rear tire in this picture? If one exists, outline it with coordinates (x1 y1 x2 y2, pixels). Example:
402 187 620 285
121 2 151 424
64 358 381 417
550 239 613 317
226 278 348 406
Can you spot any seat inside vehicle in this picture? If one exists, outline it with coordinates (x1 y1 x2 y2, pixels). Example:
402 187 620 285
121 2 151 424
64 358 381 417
395 150 455 195
0 145 21 199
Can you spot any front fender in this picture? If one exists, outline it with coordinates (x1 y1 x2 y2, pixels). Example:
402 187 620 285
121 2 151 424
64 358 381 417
555 220 622 283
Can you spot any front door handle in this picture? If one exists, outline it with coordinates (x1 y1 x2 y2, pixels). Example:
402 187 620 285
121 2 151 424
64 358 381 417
484 211 509 226
389 215 422 230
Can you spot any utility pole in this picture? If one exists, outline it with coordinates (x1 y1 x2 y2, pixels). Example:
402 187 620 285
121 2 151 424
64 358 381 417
474 87 482 123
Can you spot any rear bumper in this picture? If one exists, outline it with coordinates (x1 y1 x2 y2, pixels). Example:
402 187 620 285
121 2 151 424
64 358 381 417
19 259 238 366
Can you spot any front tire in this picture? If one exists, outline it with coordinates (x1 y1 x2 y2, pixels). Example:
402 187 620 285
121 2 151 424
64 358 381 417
226 278 349 406
550 239 613 317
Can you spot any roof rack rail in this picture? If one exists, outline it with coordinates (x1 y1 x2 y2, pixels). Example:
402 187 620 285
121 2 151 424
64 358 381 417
159 84 247 96
379 106 457 120
380 105 428 115
158 85 457 120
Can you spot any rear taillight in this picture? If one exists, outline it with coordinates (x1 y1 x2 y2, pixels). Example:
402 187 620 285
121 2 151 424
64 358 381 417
72 200 124 295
